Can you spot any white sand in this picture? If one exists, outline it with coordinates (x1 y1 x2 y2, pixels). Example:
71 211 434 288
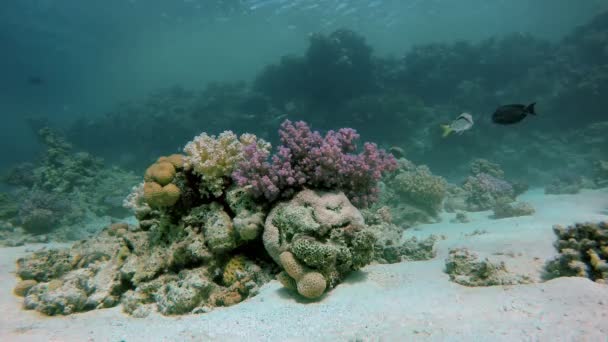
1 188 607 341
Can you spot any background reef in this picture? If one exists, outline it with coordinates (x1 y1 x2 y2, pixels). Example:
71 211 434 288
2 9 607 246
34 10 608 185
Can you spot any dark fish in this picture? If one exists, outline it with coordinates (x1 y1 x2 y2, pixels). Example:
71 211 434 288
492 103 536 125
27 76 44 85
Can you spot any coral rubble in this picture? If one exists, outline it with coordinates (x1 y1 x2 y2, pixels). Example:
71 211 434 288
445 248 532 286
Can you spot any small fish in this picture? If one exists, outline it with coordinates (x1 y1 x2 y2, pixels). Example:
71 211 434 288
441 112 474 137
27 76 44 85
492 103 536 125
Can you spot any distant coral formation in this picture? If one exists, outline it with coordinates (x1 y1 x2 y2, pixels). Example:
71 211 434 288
445 159 525 213
379 158 447 226
0 127 139 243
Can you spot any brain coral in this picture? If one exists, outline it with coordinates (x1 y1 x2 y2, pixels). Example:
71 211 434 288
264 189 375 299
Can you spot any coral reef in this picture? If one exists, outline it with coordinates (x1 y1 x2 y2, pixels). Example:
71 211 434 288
544 222 608 283
15 122 404 315
445 248 532 286
263 189 376 299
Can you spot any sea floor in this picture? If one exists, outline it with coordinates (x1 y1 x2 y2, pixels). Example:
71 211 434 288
1 188 607 341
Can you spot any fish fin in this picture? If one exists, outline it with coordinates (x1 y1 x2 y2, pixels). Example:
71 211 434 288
441 125 452 138
525 102 536 115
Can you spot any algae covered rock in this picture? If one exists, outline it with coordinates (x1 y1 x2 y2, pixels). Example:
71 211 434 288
362 206 437 264
15 221 273 317
226 186 267 241
264 189 376 299
445 248 532 286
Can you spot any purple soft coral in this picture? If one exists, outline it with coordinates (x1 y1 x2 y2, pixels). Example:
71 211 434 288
232 120 397 207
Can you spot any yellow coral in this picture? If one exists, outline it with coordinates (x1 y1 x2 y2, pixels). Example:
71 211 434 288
223 255 248 286
280 251 305 280
276 271 297 290
143 182 180 207
158 154 185 169
14 279 37 297
144 161 176 186
296 271 327 299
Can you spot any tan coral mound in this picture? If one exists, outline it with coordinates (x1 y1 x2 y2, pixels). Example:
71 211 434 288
158 154 185 169
145 161 176 186
143 182 180 208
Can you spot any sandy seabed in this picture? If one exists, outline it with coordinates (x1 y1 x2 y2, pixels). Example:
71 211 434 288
1 188 607 342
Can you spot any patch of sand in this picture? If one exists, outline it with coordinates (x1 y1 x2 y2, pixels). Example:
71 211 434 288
1 188 607 341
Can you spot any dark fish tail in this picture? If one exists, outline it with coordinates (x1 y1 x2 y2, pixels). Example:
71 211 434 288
525 102 536 115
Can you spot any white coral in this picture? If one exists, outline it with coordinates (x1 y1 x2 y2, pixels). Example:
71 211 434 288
183 131 270 197
123 182 149 213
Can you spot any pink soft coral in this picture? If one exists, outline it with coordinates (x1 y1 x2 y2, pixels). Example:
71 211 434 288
232 120 396 207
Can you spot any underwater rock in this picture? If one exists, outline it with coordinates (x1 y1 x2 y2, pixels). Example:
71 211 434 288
492 200 535 219
15 222 273 316
226 186 267 241
264 189 376 299
544 171 583 195
544 222 608 283
445 248 532 286
363 207 437 264
450 212 470 224
13 279 38 297
593 160 608 188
